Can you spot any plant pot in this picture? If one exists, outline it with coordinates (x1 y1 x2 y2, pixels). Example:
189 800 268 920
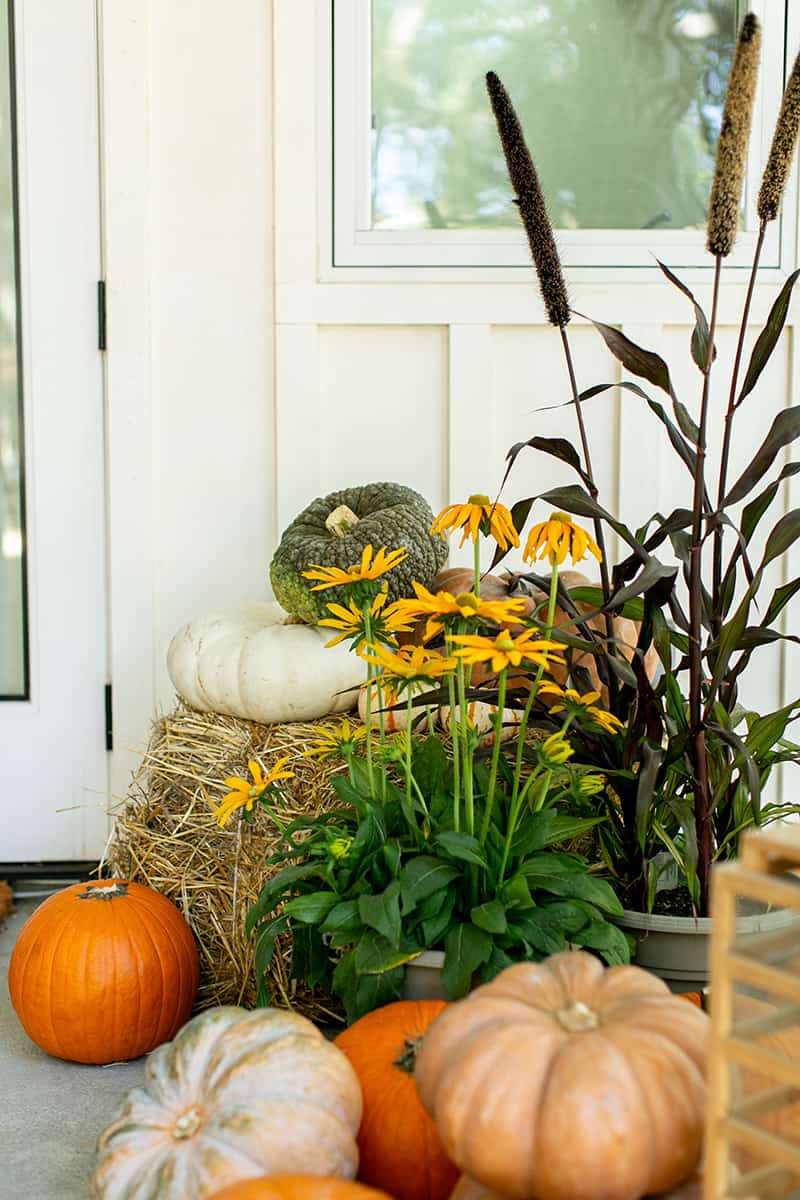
402 950 447 1001
617 905 800 993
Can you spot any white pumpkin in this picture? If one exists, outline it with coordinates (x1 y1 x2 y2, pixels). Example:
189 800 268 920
167 602 366 725
439 701 522 748
357 678 432 732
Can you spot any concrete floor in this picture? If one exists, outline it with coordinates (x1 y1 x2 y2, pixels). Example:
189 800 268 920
1 894 145 1200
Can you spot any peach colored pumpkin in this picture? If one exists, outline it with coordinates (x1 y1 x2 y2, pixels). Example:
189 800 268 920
92 1007 363 1200
448 1173 710 1200
416 951 709 1200
9 878 199 1065
208 1178 393 1200
358 678 431 731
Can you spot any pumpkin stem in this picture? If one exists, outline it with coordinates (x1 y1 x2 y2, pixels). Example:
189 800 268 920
325 504 360 539
78 882 129 901
172 1107 204 1140
557 1001 599 1033
394 1036 423 1075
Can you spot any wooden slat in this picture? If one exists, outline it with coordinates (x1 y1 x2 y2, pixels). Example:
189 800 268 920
733 1083 800 1122
727 955 800 1004
725 1036 800 1089
733 923 800 966
733 1003 800 1040
723 1117 800 1178
714 865 800 914
730 1163 800 1198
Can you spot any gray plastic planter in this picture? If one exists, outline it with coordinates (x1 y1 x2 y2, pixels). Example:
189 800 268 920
618 905 800 993
402 950 447 1001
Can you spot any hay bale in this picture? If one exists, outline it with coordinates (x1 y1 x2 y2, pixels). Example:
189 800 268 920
107 703 346 1024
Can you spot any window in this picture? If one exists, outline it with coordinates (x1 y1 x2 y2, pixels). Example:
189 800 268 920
330 1 792 271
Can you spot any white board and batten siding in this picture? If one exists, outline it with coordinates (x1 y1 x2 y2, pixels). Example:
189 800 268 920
273 1 800 805
101 2 800 812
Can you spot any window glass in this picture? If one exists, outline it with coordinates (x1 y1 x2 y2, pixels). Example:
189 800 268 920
371 0 738 233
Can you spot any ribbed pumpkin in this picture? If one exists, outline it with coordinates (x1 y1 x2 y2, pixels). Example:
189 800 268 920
335 1001 459 1200
358 679 431 732
8 878 198 1064
92 1007 363 1200
415 951 709 1200
208 1177 393 1200
448 1172 705 1200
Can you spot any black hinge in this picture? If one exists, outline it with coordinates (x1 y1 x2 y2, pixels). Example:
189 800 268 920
104 683 113 751
97 279 107 351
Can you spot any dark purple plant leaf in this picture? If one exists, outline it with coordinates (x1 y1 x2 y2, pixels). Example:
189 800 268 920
655 258 716 372
737 269 800 407
725 406 800 505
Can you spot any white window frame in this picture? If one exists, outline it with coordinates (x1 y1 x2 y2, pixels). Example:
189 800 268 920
327 0 795 278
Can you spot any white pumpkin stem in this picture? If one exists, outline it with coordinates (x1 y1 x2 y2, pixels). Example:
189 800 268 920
557 1000 599 1033
325 504 360 538
172 1107 204 1140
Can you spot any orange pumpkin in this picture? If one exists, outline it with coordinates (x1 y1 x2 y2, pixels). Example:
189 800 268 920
208 1176 393 1199
8 878 199 1064
335 1001 459 1200
448 1172 706 1199
416 951 709 1200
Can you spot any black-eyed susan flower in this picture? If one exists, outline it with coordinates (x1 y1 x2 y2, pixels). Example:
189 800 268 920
211 757 294 828
328 835 353 860
538 681 623 734
430 494 520 549
319 591 415 649
391 582 529 642
578 773 607 797
449 629 565 675
537 731 574 769
359 642 457 690
304 719 367 760
523 511 602 567
303 544 409 591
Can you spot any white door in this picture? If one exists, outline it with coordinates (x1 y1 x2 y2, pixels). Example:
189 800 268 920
0 0 107 864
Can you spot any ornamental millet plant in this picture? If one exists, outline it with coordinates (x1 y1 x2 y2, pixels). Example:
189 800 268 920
245 509 629 1020
488 13 800 914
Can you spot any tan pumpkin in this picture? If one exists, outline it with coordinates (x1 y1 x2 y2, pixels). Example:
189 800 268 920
415 950 709 1200
437 701 521 749
92 1006 363 1200
208 1178 393 1200
358 678 432 732
448 1172 710 1200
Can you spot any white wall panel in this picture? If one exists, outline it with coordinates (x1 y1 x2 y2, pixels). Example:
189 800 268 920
313 324 448 516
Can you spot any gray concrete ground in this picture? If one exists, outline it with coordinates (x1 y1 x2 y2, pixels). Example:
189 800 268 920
1 894 144 1200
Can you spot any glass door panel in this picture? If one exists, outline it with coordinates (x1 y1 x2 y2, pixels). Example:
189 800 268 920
0 0 25 698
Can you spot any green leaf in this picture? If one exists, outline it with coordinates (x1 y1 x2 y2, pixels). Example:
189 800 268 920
253 915 287 1006
508 909 567 956
738 269 800 406
290 925 329 989
354 931 423 975
523 867 624 915
442 924 493 998
635 744 664 853
746 706 796 758
246 861 323 936
541 815 605 846
725 407 800 506
320 899 361 936
358 881 402 948
421 889 457 947
399 856 460 913
540 900 595 936
332 951 404 1023
434 830 489 868
500 873 535 910
571 920 631 965
480 946 516 983
283 891 339 925
471 899 508 934
764 579 800 626
383 840 402 879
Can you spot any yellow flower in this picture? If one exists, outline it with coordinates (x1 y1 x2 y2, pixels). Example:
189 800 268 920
579 773 607 796
523 512 602 567
302 544 409 591
539 731 574 768
319 591 415 648
211 757 295 828
328 836 353 860
360 642 457 686
391 582 529 641
449 630 565 674
538 682 623 734
304 719 367 760
430 494 520 549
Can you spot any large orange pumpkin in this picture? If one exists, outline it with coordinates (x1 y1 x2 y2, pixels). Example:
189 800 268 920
416 951 709 1200
208 1177 394 1199
448 1172 706 1199
8 878 199 1064
335 1001 459 1200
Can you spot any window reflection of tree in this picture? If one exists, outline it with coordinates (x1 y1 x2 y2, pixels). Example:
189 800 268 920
371 0 736 231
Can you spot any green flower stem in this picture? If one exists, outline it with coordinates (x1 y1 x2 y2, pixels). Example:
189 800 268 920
473 536 482 596
510 555 560 805
447 672 461 830
456 653 474 836
479 668 508 844
362 605 384 801
498 766 552 884
405 691 414 814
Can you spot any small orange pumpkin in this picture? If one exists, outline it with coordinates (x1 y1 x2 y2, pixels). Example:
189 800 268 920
8 878 199 1064
208 1176 393 1200
416 951 709 1200
335 1000 459 1200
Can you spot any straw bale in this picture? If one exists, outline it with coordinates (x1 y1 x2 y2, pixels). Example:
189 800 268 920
106 703 347 1024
